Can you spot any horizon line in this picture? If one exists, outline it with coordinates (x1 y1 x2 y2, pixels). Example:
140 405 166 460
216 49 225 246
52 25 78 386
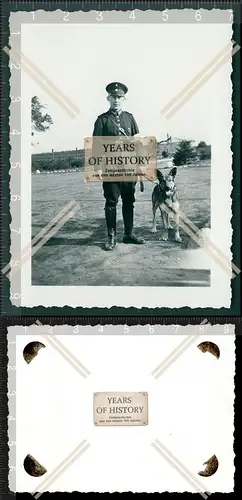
32 138 211 156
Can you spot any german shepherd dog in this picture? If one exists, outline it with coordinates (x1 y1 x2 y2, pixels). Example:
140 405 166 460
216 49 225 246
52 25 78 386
151 167 182 243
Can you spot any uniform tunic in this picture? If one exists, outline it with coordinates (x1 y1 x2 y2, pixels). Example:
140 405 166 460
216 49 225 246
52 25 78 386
93 109 139 137
92 109 139 208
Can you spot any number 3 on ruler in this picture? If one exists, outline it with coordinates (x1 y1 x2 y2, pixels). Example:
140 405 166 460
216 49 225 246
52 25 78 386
96 11 103 21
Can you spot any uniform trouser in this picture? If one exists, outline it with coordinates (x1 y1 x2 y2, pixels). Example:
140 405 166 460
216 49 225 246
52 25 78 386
103 181 136 237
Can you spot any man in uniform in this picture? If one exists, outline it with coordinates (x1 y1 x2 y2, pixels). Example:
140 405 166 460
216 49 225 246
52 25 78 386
92 82 146 251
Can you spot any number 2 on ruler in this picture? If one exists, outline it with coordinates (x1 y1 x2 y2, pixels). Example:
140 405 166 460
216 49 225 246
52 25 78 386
63 12 70 21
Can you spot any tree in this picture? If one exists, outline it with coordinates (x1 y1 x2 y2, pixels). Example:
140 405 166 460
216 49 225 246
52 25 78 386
197 141 207 148
173 140 197 166
199 150 206 160
31 96 53 145
161 150 169 158
198 149 211 160
196 141 211 161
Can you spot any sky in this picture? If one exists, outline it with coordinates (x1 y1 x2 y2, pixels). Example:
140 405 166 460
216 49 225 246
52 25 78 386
21 21 232 153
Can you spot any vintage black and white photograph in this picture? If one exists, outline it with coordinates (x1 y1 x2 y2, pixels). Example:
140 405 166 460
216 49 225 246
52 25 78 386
9 323 235 493
12 9 233 307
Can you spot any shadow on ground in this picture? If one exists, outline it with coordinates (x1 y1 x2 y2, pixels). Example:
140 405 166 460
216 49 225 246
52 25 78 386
33 217 191 249
32 216 211 287
31 166 211 286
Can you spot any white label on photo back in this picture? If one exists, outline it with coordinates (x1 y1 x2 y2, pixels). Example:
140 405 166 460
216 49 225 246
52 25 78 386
93 392 148 426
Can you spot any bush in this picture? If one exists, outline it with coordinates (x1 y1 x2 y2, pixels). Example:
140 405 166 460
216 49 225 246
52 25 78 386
32 154 85 172
70 159 83 168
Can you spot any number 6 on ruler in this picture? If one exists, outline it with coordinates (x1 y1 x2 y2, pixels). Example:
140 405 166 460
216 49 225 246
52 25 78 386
195 11 202 22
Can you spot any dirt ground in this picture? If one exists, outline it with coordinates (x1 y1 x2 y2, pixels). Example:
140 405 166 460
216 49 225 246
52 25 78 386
31 166 211 286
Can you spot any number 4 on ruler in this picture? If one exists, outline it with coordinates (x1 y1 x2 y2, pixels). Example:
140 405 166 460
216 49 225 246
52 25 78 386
10 129 21 135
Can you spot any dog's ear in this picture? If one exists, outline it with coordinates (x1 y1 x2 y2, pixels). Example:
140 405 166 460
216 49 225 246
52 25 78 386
169 167 177 178
156 169 164 182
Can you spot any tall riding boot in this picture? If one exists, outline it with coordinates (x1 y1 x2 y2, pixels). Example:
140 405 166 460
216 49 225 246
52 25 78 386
122 203 145 245
104 206 117 251
122 203 133 236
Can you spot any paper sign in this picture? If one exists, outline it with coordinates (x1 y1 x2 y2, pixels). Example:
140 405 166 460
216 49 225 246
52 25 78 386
84 136 157 182
93 392 148 426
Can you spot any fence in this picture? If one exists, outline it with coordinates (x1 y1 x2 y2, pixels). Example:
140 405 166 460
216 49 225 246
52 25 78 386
32 147 84 163
32 147 86 173
32 143 211 174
